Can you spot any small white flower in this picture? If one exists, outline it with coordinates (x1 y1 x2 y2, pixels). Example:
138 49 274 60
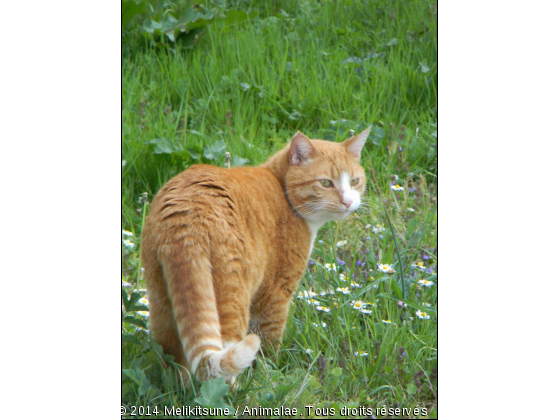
417 279 434 288
350 281 362 288
297 290 318 299
351 300 368 310
381 319 392 324
336 287 351 295
411 261 427 271
312 322 327 328
390 184 405 191
377 263 395 274
371 224 386 233
316 306 330 313
318 240 324 244
339 274 348 281
416 310 430 320
324 263 338 272
407 208 415 212
359 309 372 314
305 348 313 355
354 351 369 357
307 298 321 306
122 160 127 167
138 311 149 317
336 240 348 247
121 280 132 288
123 239 135 249
139 296 149 305
122 229 133 237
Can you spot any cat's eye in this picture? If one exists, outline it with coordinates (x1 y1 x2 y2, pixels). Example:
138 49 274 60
350 178 359 186
320 179 334 188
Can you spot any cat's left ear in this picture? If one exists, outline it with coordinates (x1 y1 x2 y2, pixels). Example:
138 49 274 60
343 126 371 160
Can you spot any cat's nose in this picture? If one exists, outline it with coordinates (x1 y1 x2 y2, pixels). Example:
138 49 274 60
341 198 353 208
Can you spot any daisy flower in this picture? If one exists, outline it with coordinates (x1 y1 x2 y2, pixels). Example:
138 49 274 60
324 263 338 272
416 310 430 320
351 300 368 310
316 306 330 313
411 261 426 271
350 281 362 288
407 208 415 212
297 290 318 299
381 319 392 324
417 279 434 288
336 240 348 247
307 298 321 306
312 322 327 328
339 274 348 281
390 184 404 191
359 309 372 314
122 230 133 237
377 263 395 274
371 224 385 233
123 239 135 249
336 287 351 295
305 349 313 355
354 351 369 357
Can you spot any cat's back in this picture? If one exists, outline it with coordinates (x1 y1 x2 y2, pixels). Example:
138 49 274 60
143 164 299 247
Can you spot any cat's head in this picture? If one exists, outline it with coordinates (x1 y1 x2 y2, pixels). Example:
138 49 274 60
285 127 370 224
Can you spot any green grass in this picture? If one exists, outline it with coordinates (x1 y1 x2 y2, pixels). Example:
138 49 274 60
122 0 437 418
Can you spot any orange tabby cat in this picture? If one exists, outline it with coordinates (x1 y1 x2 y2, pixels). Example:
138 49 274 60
141 127 371 383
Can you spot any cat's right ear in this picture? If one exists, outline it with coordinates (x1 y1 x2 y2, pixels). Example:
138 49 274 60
289 131 315 165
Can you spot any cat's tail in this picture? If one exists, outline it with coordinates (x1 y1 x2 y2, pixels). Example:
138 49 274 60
204 334 261 380
159 244 260 381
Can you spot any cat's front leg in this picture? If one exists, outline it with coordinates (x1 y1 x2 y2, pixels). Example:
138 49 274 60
249 284 296 352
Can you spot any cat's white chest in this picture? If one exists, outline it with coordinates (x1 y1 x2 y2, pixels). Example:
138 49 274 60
306 221 323 258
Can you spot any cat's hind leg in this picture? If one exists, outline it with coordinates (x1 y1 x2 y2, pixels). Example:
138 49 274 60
144 259 189 377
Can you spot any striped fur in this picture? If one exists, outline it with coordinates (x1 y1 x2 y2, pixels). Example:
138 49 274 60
141 128 370 382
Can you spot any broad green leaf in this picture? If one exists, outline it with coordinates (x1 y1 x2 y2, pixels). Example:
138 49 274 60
407 381 418 395
203 140 227 160
123 316 148 329
149 138 182 154
331 367 343 377
194 377 232 410
370 126 385 146
122 0 147 28
232 155 250 167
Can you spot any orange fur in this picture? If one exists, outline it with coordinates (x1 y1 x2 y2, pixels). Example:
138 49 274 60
141 128 370 382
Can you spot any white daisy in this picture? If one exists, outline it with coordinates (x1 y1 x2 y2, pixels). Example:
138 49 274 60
339 274 348 281
324 263 338 272
316 306 330 313
305 349 313 355
416 310 430 320
381 319 392 324
336 287 351 295
122 230 133 237
417 279 434 288
351 300 368 310
359 309 372 314
336 240 348 247
390 184 405 191
123 239 135 249
350 281 362 288
411 261 427 271
377 263 395 274
354 351 369 357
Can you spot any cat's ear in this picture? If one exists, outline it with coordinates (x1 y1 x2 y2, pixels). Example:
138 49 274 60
343 126 371 160
289 131 315 165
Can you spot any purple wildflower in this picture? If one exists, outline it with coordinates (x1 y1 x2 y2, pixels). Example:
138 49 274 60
336 258 346 266
422 255 429 260
409 187 417 192
379 235 383 239
309 260 315 266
